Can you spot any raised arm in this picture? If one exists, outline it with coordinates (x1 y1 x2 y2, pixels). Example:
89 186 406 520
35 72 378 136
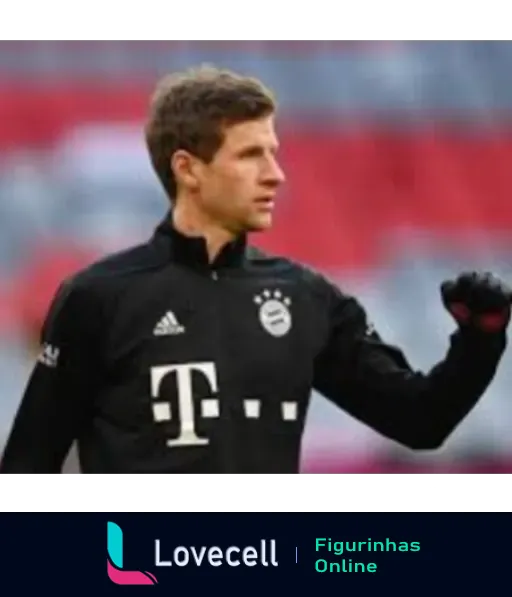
312 272 510 449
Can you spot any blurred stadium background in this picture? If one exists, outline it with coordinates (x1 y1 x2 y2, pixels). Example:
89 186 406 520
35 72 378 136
0 40 511 473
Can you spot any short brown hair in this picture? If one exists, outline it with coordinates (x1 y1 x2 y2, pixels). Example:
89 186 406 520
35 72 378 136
144 65 276 199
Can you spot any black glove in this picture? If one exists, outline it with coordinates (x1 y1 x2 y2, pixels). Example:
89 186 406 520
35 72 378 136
441 271 512 333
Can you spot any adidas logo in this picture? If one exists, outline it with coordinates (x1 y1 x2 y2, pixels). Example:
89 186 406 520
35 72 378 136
154 311 185 336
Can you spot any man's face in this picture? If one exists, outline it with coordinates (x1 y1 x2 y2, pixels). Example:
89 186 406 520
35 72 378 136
194 115 285 234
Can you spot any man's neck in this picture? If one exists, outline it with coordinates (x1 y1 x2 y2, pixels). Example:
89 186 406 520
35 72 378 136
171 199 236 263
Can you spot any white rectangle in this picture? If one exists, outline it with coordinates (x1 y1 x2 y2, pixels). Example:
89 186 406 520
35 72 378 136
201 399 219 418
152 403 171 422
282 401 298 421
244 399 261 419
384 480 489 505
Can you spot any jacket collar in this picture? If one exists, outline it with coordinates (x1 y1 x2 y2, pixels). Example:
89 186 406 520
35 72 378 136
152 210 248 270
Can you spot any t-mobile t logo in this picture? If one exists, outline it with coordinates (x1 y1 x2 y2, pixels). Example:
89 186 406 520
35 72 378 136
150 362 219 447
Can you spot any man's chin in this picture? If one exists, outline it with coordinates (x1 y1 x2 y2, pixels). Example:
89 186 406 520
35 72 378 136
245 213 273 232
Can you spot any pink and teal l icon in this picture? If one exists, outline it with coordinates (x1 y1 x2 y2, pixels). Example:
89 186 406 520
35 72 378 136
107 522 158 585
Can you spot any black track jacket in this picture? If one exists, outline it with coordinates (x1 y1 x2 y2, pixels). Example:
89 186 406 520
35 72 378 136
0 215 507 472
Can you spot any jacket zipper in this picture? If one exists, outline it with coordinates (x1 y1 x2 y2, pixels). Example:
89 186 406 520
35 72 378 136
207 266 237 471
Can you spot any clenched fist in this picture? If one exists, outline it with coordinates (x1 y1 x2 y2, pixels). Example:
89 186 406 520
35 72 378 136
441 271 512 333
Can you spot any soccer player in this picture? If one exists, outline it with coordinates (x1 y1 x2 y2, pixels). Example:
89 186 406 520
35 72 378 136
1 66 510 473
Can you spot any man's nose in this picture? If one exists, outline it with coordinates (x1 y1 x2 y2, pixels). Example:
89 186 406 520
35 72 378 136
263 157 286 186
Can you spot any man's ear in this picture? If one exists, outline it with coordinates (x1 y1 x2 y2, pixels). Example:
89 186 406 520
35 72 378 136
171 150 202 191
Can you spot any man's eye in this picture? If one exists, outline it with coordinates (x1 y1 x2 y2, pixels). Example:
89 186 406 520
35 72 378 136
239 147 262 158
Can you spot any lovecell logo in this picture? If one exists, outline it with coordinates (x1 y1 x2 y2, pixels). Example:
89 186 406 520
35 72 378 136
107 522 158 585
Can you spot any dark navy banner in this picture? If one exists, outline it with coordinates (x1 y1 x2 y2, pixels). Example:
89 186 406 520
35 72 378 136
0 513 509 596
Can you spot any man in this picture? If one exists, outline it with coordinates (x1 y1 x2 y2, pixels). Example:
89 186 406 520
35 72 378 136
1 66 510 473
